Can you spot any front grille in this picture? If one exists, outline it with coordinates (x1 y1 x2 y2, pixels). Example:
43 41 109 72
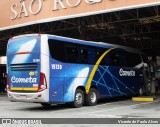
10 63 38 71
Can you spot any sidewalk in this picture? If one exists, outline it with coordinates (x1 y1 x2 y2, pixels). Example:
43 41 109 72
137 93 160 101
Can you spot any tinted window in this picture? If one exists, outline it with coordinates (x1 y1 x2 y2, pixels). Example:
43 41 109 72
104 49 131 67
97 49 106 65
110 50 120 66
48 39 142 68
80 47 88 64
118 50 128 67
88 47 96 65
48 39 65 62
48 39 93 64
102 52 112 66
127 53 142 67
65 44 79 63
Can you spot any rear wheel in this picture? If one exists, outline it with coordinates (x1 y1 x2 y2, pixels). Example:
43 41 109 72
85 88 98 106
72 89 84 108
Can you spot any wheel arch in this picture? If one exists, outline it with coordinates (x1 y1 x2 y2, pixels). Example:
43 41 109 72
72 86 85 108
76 86 85 93
90 85 99 99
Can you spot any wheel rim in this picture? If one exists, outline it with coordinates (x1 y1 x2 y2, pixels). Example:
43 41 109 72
90 91 96 103
75 93 83 105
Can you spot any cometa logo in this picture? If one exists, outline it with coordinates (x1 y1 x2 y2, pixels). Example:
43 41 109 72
11 76 37 83
119 68 135 77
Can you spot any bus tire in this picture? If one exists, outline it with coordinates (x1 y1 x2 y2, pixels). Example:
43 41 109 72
85 88 98 106
72 89 84 108
41 103 51 107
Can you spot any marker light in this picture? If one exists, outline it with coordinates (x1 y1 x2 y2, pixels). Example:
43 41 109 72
38 72 47 92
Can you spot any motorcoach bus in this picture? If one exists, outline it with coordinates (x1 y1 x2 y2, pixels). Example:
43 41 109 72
6 34 151 108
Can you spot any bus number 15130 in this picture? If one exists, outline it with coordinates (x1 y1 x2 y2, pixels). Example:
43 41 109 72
51 64 62 70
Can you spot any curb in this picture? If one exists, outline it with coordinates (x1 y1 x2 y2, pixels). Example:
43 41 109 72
132 97 156 102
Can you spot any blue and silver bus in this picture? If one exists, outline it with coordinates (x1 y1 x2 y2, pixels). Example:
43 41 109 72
6 34 151 108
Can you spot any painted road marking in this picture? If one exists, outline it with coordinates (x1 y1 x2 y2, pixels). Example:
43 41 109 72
77 100 159 116
132 97 155 102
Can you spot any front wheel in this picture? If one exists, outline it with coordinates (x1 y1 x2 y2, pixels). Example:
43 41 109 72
72 89 84 108
85 88 98 106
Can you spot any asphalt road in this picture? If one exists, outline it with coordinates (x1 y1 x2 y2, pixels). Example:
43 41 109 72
0 94 160 127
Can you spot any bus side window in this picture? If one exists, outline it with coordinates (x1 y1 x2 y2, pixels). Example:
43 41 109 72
97 49 106 65
48 39 65 62
88 48 96 65
110 50 120 66
118 50 128 67
65 44 79 63
97 48 111 66
127 53 141 68
102 52 112 66
80 47 88 64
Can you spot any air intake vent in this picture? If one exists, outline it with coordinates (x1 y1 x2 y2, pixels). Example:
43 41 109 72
10 63 38 71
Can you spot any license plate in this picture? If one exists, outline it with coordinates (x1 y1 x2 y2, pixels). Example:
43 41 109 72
20 95 27 99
